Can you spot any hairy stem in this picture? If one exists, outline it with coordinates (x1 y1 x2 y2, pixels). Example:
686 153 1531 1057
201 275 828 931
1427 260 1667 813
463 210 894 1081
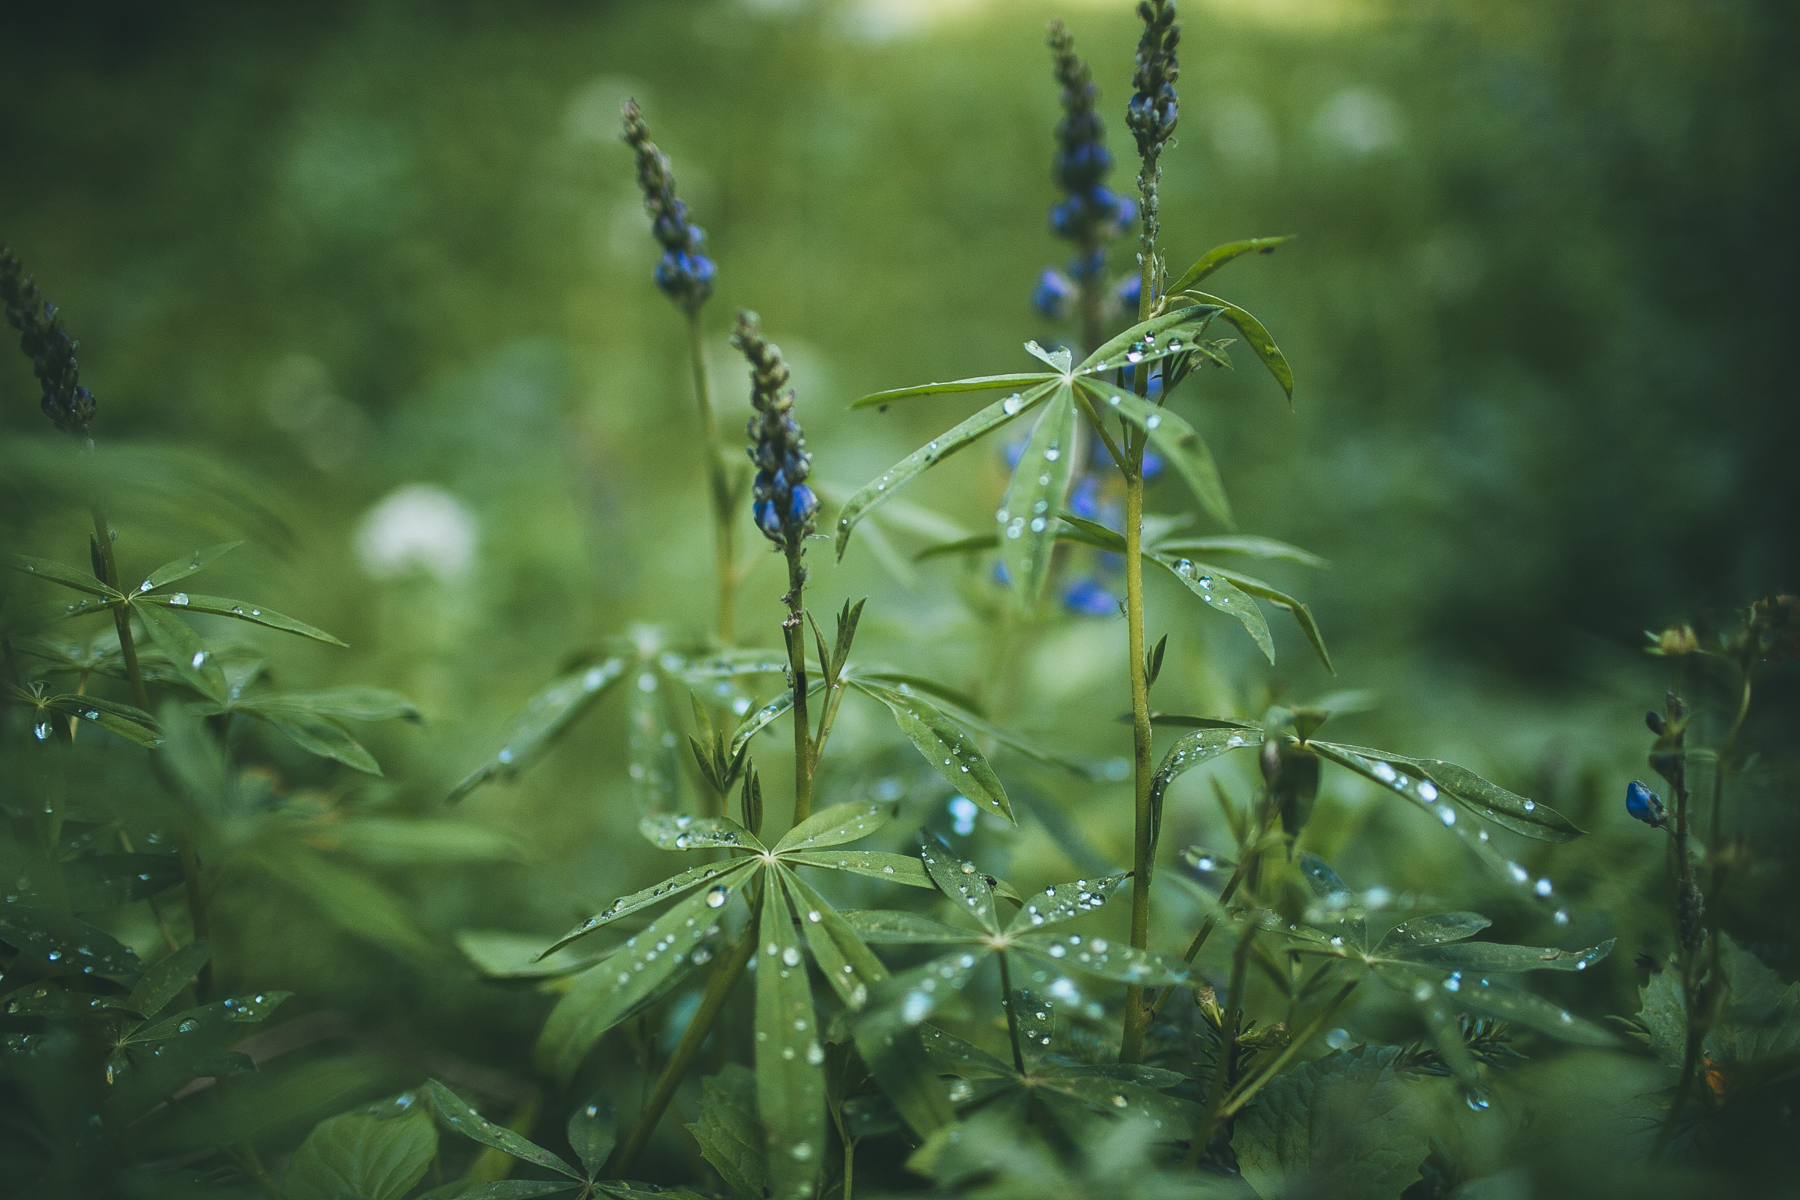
998 950 1027 1075
689 312 738 647
610 886 764 1177
783 546 814 825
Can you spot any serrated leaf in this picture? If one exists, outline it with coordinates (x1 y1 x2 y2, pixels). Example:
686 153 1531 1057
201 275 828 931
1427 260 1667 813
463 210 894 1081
241 686 419 722
286 1107 439 1200
254 708 381 774
129 991 292 1043
137 593 347 646
1015 933 1191 987
1008 873 1128 933
849 372 1055 410
780 868 887 1010
448 659 626 802
1233 1046 1429 1200
853 681 1011 823
1081 382 1232 527
10 554 123 598
835 381 1058 560
567 1086 616 1180
1179 292 1293 403
540 861 753 958
536 873 748 1081
997 385 1077 609
755 873 825 1200
1167 235 1295 295
127 941 210 1019
841 910 976 945
139 542 243 593
688 1064 769 1200
638 812 763 852
1374 913 1491 954
133 600 227 702
773 800 895 854
1152 533 1326 567
917 836 1002 933
428 1080 581 1179
783 851 933 889
1148 555 1273 662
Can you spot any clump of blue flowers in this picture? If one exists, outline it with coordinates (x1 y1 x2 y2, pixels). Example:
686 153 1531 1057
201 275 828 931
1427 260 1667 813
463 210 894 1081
0 244 96 437
621 100 715 312
733 310 815 552
1033 22 1135 325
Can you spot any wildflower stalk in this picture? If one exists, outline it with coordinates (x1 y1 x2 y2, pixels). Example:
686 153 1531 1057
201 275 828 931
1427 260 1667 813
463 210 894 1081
1118 0 1180 1066
688 310 738 645
783 543 814 824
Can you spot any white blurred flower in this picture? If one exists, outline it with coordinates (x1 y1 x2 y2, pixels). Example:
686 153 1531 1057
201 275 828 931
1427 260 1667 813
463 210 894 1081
353 485 477 582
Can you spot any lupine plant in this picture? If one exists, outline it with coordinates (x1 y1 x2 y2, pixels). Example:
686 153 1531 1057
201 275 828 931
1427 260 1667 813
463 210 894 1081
3 3 1791 1199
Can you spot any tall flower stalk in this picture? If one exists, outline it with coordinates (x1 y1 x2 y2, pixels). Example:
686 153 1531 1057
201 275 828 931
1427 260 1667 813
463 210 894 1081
1118 0 1181 1065
623 100 743 645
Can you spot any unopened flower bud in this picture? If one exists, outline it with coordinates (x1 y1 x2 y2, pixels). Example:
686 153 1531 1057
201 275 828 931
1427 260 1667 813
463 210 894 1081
1624 780 1666 827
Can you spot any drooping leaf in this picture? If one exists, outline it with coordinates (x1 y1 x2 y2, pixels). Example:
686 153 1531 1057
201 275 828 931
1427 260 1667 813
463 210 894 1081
285 1108 439 1200
1008 873 1129 933
781 850 934 889
540 862 753 959
127 941 210 1019
137 593 348 646
849 372 1056 410
448 658 626 802
755 873 826 1200
1179 292 1293 404
1153 725 1265 800
638 812 763 853
997 384 1078 609
1166 235 1296 295
255 708 381 774
427 1080 582 1180
1149 555 1274 662
835 381 1059 560
1204 565 1333 673
133 600 227 702
688 1064 769 1200
852 681 1011 823
138 542 244 593
1080 382 1232 527
773 800 895 854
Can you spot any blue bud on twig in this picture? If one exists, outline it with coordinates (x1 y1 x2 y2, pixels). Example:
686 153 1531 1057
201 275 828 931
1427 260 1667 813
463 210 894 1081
1625 780 1666 827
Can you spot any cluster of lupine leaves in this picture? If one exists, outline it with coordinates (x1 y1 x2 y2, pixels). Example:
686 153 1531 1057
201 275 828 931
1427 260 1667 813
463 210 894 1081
2 2 1796 1198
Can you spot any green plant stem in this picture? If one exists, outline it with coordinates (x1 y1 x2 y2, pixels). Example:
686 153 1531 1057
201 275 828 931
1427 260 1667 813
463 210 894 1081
997 951 1027 1075
610 885 764 1178
782 545 814 825
1150 852 1256 1018
181 843 213 1001
842 1135 855 1200
1118 454 1155 1063
689 311 738 647
87 505 149 712
1076 256 1106 359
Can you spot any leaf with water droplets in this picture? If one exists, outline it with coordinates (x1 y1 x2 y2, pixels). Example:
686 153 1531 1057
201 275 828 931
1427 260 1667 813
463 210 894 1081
1077 304 1222 376
132 599 227 702
1012 985 1055 1057
997 384 1077 610
836 381 1059 561
638 812 762 853
1297 854 1366 952
138 542 244 593
137 592 348 646
1412 973 1617 1046
782 851 934 889
0 905 142 978
1151 534 1327 568
127 940 210 1019
1007 872 1128 933
627 661 678 815
676 648 792 680
1177 292 1293 404
779 867 887 1010
9 554 125 599
40 693 160 746
239 686 420 722
454 929 605 980
687 1064 769 1200
772 800 895 854
535 873 749 1081
851 670 1099 779
867 949 986 1030
756 869 826 1200
254 708 382 775
540 862 754 958
853 681 1011 824
1308 741 1581 843
916 835 1002 933
1392 938 1616 975
567 1084 616 1180
919 1023 1015 1079
286 1106 439 1200
1153 725 1265 800
727 677 827 760
1148 555 1274 663
1374 913 1491 954
1014 933 1191 986
1084 383 1233 527
129 991 293 1044
1041 1071 1201 1133
1202 565 1333 673
427 1079 582 1179
841 909 977 945
849 372 1056 410
1167 235 1297 295
448 658 627 802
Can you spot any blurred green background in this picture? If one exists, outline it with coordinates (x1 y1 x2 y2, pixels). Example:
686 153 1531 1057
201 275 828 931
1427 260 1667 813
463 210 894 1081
1 0 1795 1180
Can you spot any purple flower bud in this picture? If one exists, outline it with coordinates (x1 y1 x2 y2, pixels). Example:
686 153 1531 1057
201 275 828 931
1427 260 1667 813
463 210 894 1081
1625 780 1666 826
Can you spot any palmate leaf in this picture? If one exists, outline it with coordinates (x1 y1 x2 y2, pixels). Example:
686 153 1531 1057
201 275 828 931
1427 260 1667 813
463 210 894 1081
1009 872 1129 932
781 850 934 889
127 941 210 1019
1178 291 1294 404
138 541 243 593
136 592 348 646
1166 235 1296 295
286 1107 438 1200
10 554 124 599
540 861 748 958
919 835 1002 933
851 680 1011 822
997 383 1077 610
1079 382 1232 527
536 864 753 1081
774 800 896 854
1152 725 1265 799
778 869 888 1012
449 658 627 802
757 873 827 1200
841 910 975 946
639 812 763 852
835 379 1059 559
1076 304 1222 376
568 1086 617 1181
133 600 227 702
1307 740 1582 843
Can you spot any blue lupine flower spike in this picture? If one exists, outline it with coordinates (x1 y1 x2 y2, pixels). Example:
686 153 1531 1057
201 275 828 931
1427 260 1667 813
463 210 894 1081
1046 21 1134 248
1 244 97 437
621 101 715 312
1126 0 1180 310
1625 780 1667 827
733 311 815 553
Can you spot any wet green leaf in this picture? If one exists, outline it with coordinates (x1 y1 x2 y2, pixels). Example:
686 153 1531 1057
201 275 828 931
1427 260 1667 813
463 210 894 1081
849 372 1055 410
627 661 677 815
1298 854 1365 951
453 930 604 981
780 868 887 1010
316 818 524 864
998 384 1077 609
687 1064 769 1200
1395 939 1615 974
1077 305 1221 376
835 381 1058 560
1014 933 1191 987
138 542 242 593
428 1080 581 1179
1166 235 1296 294
638 812 763 852
448 658 626 802
1178 292 1293 403
1153 725 1265 801
1148 555 1274 662
1204 565 1333 673
781 850 934 889
38 694 160 746
241 686 419 722
567 1085 616 1180
841 909 975 945
138 592 348 646
755 873 826 1200
55 852 184 912
1309 741 1582 843
133 600 227 702
255 707 381 774
127 940 210 1019
129 991 292 1043
1082 383 1232 527
0 905 142 978
867 950 984 1029
918 835 1002 933
853 681 1011 823
286 1107 438 1200
1152 533 1326 567
773 800 895 854
451 1184 576 1199
1008 873 1128 933
676 649 792 680
10 554 123 599
540 861 752 958
1 982 139 1018
727 678 825 760
1374 913 1491 953
920 1023 1014 1079
1415 973 1617 1045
